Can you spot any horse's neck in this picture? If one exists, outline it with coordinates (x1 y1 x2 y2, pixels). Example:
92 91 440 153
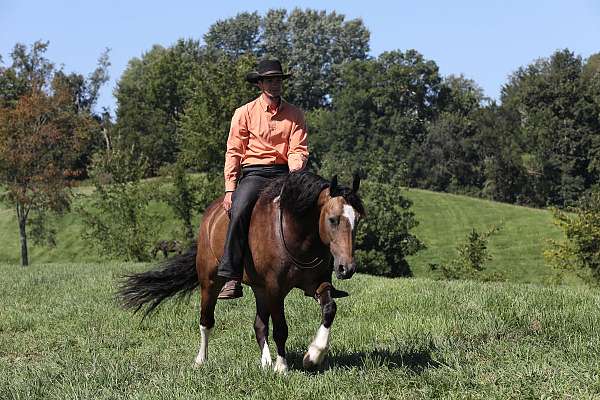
283 189 331 251
281 205 323 252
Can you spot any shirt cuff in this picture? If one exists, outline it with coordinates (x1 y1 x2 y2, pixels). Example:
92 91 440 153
225 181 237 192
288 154 307 172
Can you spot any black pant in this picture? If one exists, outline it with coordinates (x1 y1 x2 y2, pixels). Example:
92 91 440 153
217 164 289 279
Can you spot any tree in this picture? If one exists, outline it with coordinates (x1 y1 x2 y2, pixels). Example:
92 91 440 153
79 145 164 262
114 39 203 173
176 52 256 172
501 49 597 206
354 177 426 276
0 41 108 266
408 75 486 193
582 53 600 187
432 225 503 281
204 8 370 110
204 11 262 57
309 50 444 180
158 162 221 241
545 190 600 284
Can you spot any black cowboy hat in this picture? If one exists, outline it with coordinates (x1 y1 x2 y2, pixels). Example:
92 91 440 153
246 59 292 84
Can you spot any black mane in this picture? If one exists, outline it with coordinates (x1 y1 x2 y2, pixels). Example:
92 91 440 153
261 171 364 216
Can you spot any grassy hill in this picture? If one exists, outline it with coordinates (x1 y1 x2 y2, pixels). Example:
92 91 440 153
404 189 564 284
1 262 598 399
0 187 566 284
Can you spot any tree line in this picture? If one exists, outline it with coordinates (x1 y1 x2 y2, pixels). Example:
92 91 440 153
112 9 600 208
1 8 598 277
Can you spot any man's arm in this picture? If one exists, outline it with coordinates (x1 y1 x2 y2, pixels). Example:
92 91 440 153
287 112 309 172
224 107 249 191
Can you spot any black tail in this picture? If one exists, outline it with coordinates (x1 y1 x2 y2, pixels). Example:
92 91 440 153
118 245 199 317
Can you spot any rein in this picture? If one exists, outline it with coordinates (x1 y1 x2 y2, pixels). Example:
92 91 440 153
276 183 329 270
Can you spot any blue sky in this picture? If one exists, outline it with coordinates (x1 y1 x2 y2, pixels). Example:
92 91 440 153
1 0 599 114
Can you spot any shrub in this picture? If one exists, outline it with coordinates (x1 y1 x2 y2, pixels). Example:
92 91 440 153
158 162 221 243
432 224 503 281
545 190 600 284
78 146 165 262
355 176 426 276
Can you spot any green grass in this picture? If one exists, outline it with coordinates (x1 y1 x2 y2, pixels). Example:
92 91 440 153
404 189 565 284
0 187 568 285
0 199 179 265
1 262 599 399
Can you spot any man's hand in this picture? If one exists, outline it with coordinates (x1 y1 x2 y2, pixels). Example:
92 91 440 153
222 192 233 212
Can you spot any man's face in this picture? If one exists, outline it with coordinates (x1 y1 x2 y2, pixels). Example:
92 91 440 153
258 76 283 99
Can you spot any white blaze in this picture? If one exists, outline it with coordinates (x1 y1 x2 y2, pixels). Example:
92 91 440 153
343 205 356 230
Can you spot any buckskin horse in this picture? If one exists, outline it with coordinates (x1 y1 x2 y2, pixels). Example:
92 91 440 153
119 171 364 373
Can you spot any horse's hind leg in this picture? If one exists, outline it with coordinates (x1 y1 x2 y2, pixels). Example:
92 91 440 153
194 280 220 366
252 287 272 368
303 283 336 368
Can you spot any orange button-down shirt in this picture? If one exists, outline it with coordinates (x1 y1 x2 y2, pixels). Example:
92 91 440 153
224 95 309 191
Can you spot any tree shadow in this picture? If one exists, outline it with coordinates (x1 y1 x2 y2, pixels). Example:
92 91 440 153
286 347 445 374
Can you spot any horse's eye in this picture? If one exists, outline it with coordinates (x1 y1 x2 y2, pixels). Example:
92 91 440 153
329 216 339 226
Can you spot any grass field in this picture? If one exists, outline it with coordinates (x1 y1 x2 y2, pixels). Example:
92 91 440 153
0 187 568 284
404 189 565 284
1 262 599 399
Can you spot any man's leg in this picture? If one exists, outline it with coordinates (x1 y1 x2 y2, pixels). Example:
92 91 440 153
217 174 269 299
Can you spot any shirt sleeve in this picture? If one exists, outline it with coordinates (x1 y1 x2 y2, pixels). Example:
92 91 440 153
224 107 249 191
287 111 309 172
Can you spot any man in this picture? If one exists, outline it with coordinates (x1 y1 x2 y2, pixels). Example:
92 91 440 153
217 59 308 299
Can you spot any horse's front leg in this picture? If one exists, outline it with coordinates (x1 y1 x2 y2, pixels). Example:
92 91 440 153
251 287 272 368
268 294 289 373
303 282 336 368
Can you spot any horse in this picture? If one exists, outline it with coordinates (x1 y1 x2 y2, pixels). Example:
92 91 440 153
151 239 183 259
118 171 364 373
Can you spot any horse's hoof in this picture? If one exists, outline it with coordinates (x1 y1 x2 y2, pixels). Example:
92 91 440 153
274 356 288 374
302 352 315 369
261 356 272 369
303 345 327 368
193 355 207 368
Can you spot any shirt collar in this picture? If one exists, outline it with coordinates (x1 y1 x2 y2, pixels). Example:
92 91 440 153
258 95 285 113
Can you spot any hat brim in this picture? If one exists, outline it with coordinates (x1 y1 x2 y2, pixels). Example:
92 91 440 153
246 71 292 84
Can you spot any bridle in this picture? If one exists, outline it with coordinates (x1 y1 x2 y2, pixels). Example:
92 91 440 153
276 205 330 270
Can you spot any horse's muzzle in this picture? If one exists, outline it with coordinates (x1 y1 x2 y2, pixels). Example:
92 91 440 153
335 262 356 280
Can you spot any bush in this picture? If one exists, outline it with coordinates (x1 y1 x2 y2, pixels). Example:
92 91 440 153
78 146 165 262
354 176 426 276
158 162 221 243
431 224 504 281
545 190 600 284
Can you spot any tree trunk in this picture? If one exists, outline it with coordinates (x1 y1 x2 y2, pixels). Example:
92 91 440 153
17 205 29 267
185 220 194 240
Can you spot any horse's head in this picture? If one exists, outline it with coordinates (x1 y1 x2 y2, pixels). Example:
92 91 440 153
318 174 364 280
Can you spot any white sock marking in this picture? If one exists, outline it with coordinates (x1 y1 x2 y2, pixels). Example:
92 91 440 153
274 355 288 373
194 325 212 365
261 342 272 368
343 205 356 230
307 325 330 365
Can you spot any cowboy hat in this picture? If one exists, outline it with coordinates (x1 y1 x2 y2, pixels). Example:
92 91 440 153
246 59 292 84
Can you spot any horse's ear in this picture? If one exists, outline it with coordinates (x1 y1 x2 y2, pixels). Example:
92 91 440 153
352 172 360 193
330 175 338 194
